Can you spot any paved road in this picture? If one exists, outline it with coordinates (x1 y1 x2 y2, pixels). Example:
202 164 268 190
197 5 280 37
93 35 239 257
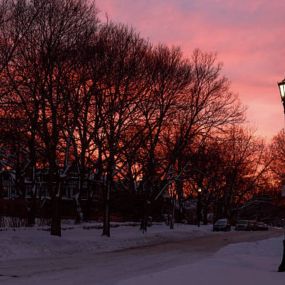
0 229 282 284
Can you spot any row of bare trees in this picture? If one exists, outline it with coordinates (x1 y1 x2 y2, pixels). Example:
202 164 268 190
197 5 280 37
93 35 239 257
0 0 280 237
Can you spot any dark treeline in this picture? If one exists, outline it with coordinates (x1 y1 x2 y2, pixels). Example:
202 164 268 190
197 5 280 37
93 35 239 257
0 0 280 236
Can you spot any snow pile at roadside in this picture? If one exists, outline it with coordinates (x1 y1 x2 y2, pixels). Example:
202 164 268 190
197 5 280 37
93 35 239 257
117 237 285 285
0 223 213 261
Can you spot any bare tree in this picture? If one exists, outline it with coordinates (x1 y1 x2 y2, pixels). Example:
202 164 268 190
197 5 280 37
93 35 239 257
86 23 151 236
269 129 285 193
156 49 245 225
134 45 191 231
187 127 271 221
1 0 98 236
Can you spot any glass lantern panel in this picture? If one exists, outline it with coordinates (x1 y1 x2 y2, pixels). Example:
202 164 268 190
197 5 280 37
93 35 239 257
279 81 285 98
281 84 285 98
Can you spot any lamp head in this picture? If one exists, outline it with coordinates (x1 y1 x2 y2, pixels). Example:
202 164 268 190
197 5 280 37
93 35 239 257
278 78 285 100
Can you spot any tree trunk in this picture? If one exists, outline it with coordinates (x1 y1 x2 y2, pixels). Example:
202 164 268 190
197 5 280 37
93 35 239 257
169 198 175 229
27 197 37 226
51 195 61 236
203 205 208 225
27 165 37 226
175 178 184 222
84 191 92 222
50 168 62 237
102 179 111 237
74 194 83 224
140 198 149 233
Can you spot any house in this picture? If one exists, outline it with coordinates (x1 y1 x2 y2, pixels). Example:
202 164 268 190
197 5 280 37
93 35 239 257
0 169 102 201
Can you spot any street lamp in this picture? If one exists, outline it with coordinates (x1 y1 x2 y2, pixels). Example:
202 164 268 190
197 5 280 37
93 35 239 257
278 78 285 113
197 188 202 227
277 78 285 272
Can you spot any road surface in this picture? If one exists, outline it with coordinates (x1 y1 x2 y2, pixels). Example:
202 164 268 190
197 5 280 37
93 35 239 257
0 229 282 284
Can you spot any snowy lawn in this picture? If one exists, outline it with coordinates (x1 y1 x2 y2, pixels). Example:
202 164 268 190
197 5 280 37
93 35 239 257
0 222 213 261
1 222 284 285
117 236 285 285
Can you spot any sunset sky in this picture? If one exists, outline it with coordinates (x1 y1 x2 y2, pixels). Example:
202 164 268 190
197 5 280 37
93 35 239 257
96 0 285 141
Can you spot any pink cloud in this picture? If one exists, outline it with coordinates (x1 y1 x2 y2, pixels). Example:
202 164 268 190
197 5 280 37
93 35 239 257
95 0 285 140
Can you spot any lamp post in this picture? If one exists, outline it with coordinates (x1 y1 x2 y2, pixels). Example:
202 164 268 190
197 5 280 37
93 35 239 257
277 78 285 272
197 188 202 227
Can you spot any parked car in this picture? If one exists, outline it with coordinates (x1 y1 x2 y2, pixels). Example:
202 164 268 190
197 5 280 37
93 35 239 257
235 220 258 231
213 218 231 231
248 220 257 230
235 220 250 231
254 222 269 231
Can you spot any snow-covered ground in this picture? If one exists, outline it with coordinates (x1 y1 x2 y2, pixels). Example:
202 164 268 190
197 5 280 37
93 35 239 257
118 237 285 285
0 222 213 261
0 222 284 284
